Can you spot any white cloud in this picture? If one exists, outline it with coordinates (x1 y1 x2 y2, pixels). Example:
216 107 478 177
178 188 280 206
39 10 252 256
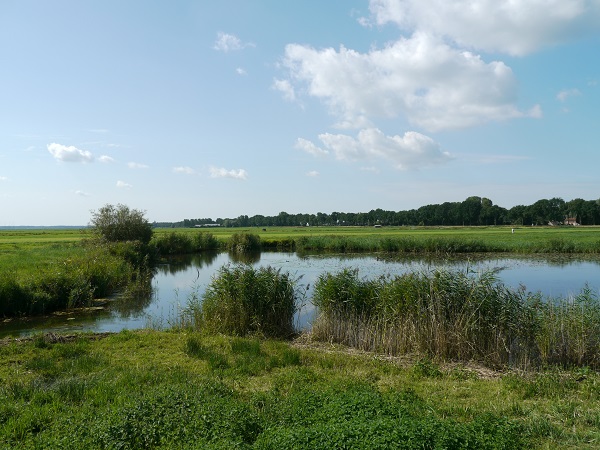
236 67 247 75
116 180 132 188
280 33 536 132
213 32 255 52
316 128 451 169
0 176 7 181
557 88 581 102
368 0 600 56
128 162 149 169
306 170 320 177
47 143 93 163
209 167 248 180
75 190 91 197
272 79 296 102
173 166 196 175
295 138 328 156
98 155 115 163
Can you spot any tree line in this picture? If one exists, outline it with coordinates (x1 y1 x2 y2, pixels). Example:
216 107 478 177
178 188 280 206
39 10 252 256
154 196 600 228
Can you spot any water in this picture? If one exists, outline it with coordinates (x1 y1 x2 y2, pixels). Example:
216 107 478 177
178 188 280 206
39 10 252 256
2 252 600 338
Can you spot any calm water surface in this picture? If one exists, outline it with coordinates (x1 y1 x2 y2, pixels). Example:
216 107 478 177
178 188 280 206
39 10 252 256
2 252 599 338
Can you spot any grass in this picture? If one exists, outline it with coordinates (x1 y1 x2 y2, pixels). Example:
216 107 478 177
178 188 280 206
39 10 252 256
1 330 599 449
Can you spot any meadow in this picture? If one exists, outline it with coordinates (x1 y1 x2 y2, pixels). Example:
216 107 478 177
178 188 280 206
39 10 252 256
2 227 600 448
1 330 599 449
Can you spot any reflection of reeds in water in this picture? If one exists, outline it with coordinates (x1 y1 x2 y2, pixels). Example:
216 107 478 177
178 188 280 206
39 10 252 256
311 268 600 369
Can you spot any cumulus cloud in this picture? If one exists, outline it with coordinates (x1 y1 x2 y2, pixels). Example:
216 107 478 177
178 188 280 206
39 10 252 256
236 67 247 75
47 143 93 163
213 32 255 52
274 0 600 133
98 155 115 163
128 162 149 169
75 190 91 197
295 138 328 156
309 128 451 170
306 170 320 177
116 180 132 188
210 167 248 180
173 166 196 175
367 0 600 56
280 33 538 132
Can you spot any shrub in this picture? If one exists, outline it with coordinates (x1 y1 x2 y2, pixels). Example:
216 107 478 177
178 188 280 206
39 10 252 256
89 203 153 245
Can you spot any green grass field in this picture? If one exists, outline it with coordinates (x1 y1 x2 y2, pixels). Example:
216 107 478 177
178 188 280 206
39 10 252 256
2 224 599 247
1 330 599 449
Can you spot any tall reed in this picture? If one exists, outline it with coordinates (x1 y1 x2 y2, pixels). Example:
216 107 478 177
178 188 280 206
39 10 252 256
311 267 600 369
151 231 220 256
535 286 600 367
200 264 298 338
227 233 261 253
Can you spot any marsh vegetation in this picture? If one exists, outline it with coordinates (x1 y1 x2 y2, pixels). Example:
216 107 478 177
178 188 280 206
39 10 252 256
3 223 600 448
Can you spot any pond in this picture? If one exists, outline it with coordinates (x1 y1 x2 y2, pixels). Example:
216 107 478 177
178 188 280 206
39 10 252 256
2 252 600 338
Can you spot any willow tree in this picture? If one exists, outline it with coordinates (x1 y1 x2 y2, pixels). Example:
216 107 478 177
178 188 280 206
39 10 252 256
89 204 153 245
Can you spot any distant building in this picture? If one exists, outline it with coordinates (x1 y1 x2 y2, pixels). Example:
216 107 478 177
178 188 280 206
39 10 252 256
564 217 580 226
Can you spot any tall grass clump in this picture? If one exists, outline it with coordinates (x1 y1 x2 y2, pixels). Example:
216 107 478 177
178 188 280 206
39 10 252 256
227 233 261 253
312 268 540 369
200 264 298 338
0 245 132 316
536 286 600 367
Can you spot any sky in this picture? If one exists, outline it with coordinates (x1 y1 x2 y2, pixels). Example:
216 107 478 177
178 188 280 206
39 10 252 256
1 0 600 226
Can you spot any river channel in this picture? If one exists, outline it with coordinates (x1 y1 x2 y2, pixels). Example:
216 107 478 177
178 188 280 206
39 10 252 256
2 252 600 338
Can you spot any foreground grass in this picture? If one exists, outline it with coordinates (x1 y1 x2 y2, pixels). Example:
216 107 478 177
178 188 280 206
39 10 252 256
1 330 600 449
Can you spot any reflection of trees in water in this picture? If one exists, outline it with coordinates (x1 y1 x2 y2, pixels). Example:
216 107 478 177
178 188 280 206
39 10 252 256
111 276 154 317
154 252 220 275
228 250 261 264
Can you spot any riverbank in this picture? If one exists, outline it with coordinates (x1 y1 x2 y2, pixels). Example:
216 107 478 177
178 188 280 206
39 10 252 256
1 329 598 449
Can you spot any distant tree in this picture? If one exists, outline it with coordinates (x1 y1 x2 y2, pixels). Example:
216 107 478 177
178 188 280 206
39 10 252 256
89 204 153 245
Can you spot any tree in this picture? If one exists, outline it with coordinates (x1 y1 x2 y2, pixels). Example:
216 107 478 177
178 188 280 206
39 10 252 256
89 204 153 245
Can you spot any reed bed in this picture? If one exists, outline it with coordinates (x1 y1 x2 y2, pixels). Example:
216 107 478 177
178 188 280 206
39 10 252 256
295 234 600 254
151 230 219 255
311 268 600 370
199 264 299 338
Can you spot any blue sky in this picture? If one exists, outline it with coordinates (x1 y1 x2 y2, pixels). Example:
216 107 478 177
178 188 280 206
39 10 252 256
1 0 599 225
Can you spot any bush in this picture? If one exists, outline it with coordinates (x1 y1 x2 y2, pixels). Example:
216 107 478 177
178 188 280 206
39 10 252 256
89 203 153 245
201 264 298 338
